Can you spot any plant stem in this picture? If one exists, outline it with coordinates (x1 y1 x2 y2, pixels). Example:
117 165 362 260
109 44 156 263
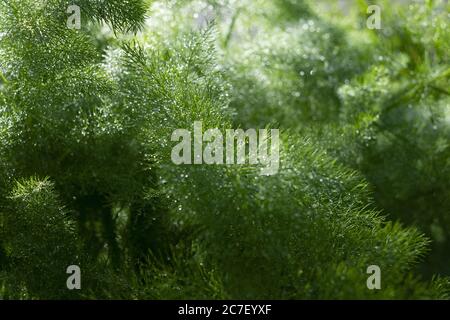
223 8 241 49
0 71 8 84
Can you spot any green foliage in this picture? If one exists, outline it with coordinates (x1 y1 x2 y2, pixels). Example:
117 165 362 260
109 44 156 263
0 0 449 300
75 0 149 32
333 1 450 276
1 177 80 299
158 134 441 298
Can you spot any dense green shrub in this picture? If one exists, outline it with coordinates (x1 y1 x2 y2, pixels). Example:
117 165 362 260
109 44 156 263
0 0 449 299
334 1 450 277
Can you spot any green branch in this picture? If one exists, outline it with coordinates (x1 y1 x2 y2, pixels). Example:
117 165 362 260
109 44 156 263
223 8 241 49
384 67 450 113
0 71 8 84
